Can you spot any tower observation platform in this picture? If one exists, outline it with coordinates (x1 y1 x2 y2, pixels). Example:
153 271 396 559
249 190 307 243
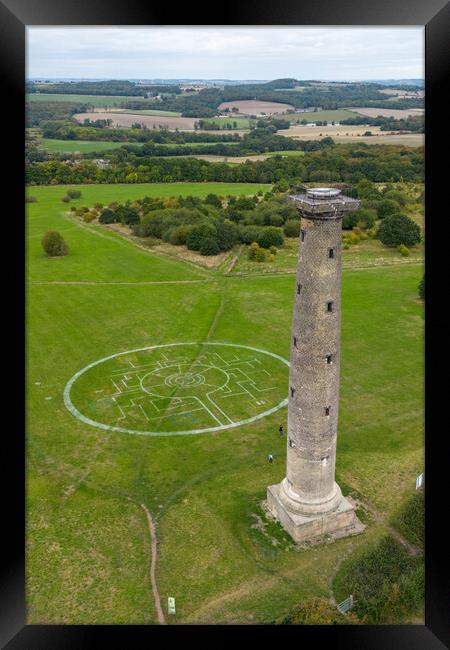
267 188 365 543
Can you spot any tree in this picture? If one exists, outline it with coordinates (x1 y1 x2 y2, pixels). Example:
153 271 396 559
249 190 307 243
204 193 222 208
186 223 217 251
216 220 239 251
342 212 359 230
116 205 140 226
376 199 401 219
41 231 68 257
257 227 284 249
354 208 377 230
378 214 421 247
199 238 220 256
283 219 300 237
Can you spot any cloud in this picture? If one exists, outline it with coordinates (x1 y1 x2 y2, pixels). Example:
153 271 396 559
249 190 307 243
26 26 424 80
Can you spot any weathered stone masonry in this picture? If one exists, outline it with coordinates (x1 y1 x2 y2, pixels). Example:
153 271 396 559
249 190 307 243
267 188 365 543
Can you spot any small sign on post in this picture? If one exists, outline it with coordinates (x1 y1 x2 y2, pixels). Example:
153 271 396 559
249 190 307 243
416 473 423 490
168 597 176 615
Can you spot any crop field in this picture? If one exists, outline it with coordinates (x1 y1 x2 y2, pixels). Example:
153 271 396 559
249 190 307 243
218 100 294 115
346 107 425 119
282 109 357 123
282 124 424 147
27 93 143 107
26 183 423 624
74 111 198 130
98 108 182 117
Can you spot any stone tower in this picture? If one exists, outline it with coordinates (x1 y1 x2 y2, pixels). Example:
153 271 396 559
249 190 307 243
267 187 364 543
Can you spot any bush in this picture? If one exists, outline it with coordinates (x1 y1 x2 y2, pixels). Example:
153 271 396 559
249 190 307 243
240 225 262 245
169 224 194 246
390 489 424 551
378 214 421 247
283 219 300 238
94 202 103 210
216 220 239 251
255 247 268 262
257 226 284 249
269 245 277 256
418 275 424 300
83 212 96 223
41 231 68 257
354 208 377 230
204 193 222 208
116 205 140 226
69 206 77 212
199 238 220 256
334 535 423 624
99 208 119 224
398 244 410 257
377 199 401 219
67 189 82 199
278 597 351 625
61 195 71 203
186 223 217 251
26 195 37 203
247 242 260 260
342 212 359 230
383 189 408 206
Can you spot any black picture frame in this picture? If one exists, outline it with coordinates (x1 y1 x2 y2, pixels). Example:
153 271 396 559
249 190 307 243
2 1 449 647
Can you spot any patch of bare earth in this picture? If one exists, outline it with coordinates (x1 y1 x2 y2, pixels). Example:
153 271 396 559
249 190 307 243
218 100 294 115
74 111 197 130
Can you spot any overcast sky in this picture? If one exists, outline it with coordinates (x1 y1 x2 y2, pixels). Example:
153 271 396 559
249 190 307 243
27 26 424 81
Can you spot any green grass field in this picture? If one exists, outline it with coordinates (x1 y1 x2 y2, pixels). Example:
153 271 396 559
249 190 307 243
38 139 241 154
26 182 424 624
27 93 148 107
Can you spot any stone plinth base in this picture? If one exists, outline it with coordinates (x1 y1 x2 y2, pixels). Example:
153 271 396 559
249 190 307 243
267 482 364 544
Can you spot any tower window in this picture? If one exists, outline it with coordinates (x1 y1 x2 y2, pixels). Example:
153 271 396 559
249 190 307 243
327 301 334 312
301 229 306 242
297 283 302 295
328 248 335 259
293 336 297 348
290 386 295 398
324 406 330 416
326 354 333 364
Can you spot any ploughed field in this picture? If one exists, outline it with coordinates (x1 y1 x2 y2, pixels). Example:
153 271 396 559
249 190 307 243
27 183 423 624
74 111 199 130
218 99 294 115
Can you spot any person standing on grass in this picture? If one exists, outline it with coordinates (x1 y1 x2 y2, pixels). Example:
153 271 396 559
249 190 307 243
268 453 273 463
279 424 284 437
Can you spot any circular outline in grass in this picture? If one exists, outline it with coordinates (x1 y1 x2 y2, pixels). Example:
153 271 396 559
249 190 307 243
63 342 290 437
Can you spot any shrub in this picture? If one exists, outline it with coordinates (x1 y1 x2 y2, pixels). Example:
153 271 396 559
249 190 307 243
255 247 268 262
99 208 119 224
199 238 220 256
343 243 350 250
204 193 222 208
26 195 37 203
116 205 140 226
283 219 300 238
334 535 423 624
186 223 217 251
83 212 96 223
390 489 424 551
278 597 351 625
69 206 77 212
378 214 421 247
239 225 261 245
354 208 377 230
349 232 360 244
169 224 194 246
94 202 103 210
61 195 71 203
248 242 260 260
41 231 68 257
418 275 425 300
383 189 408 206
132 223 154 238
342 212 359 230
67 190 82 199
398 244 410 257
377 199 401 219
257 226 284 249
269 245 277 256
